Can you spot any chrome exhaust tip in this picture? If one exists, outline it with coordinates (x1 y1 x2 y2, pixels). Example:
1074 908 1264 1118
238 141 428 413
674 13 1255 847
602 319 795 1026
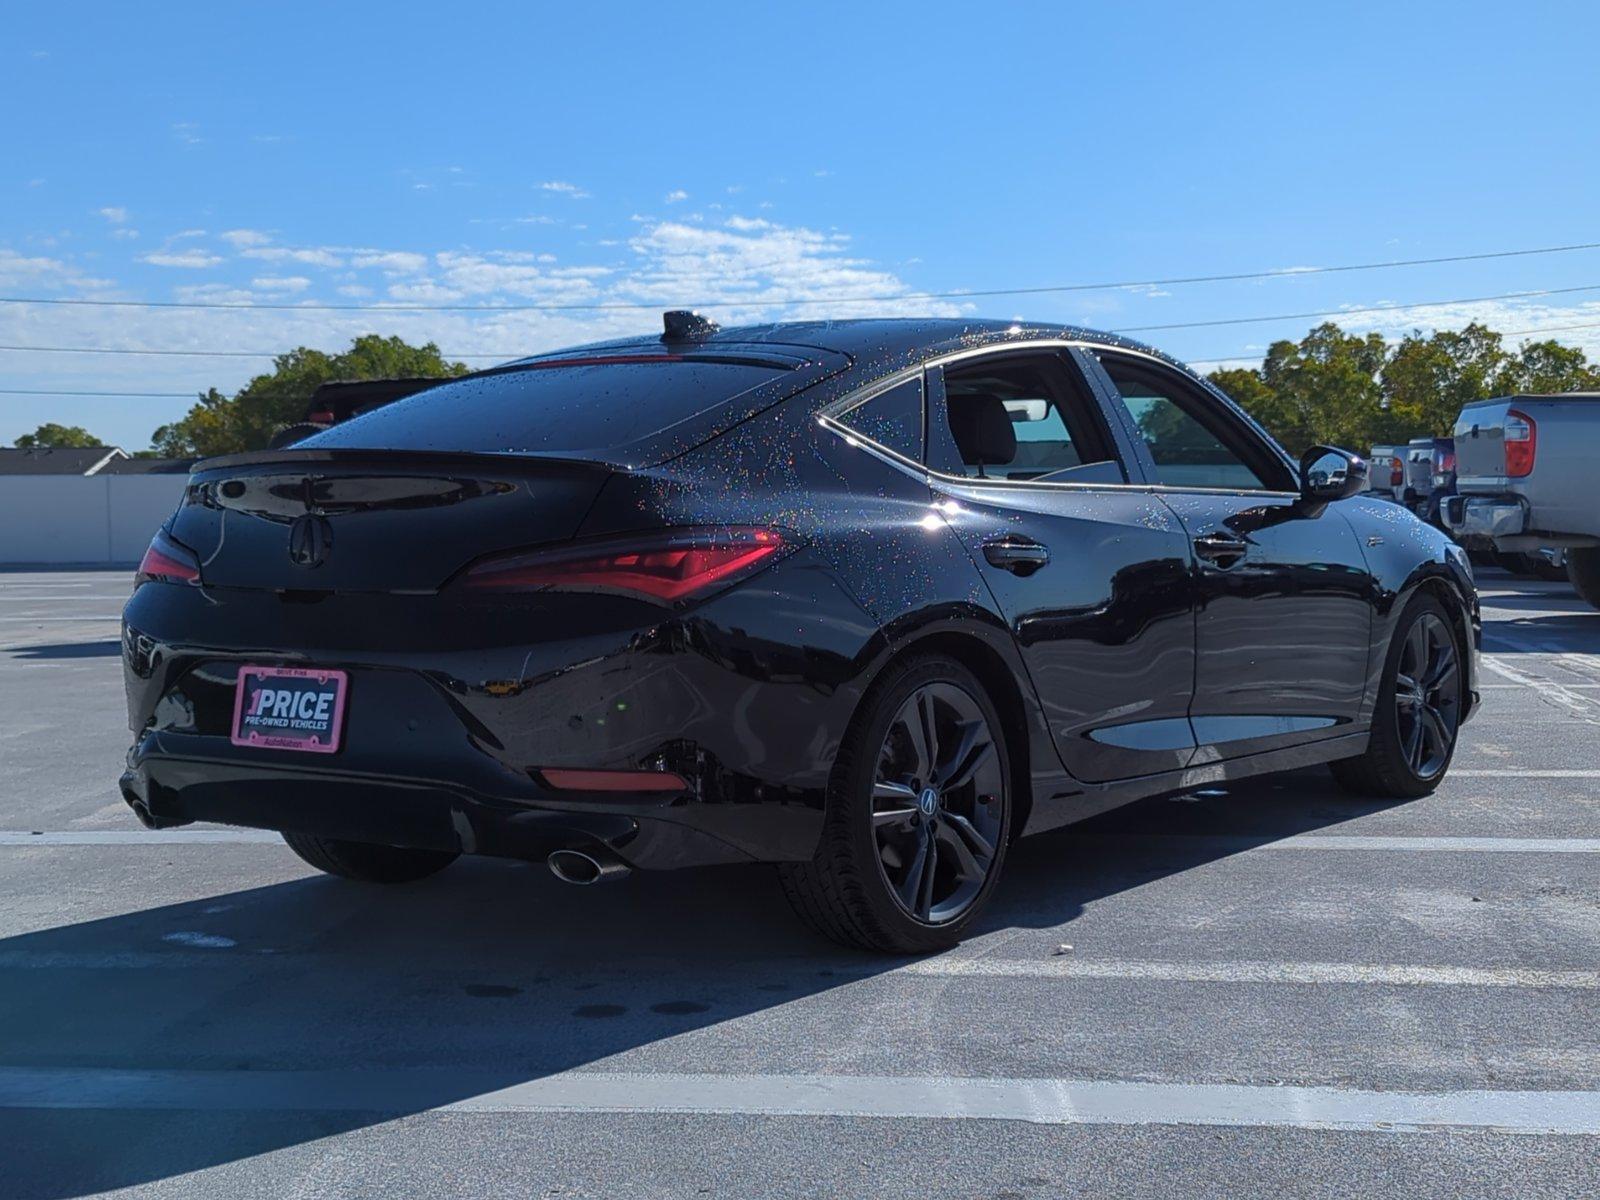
547 848 630 885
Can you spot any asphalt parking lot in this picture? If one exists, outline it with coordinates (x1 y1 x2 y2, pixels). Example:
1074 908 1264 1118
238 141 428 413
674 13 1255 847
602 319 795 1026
0 568 1596 1198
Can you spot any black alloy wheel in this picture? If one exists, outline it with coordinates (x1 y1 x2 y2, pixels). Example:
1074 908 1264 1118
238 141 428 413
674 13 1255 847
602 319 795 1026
778 655 1012 953
869 682 1005 924
1392 610 1461 781
1332 594 1464 799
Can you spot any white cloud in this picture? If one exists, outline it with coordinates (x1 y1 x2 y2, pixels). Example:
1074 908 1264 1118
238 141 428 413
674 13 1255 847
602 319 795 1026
622 216 961 320
386 280 466 303
241 246 343 268
1322 297 1600 357
141 250 223 269
250 276 311 292
110 228 140 241
664 189 689 204
349 250 428 274
0 248 113 291
171 122 203 146
538 180 590 198
219 229 271 248
97 207 129 224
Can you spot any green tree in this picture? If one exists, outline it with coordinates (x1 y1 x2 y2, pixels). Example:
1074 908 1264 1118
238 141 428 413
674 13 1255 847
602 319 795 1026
150 334 469 457
1208 320 1600 455
14 422 104 449
1380 323 1508 438
1496 338 1600 394
1218 323 1390 455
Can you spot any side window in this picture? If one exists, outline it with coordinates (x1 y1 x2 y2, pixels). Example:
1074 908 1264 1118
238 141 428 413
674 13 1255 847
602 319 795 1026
835 376 923 462
1097 355 1285 491
940 354 1124 483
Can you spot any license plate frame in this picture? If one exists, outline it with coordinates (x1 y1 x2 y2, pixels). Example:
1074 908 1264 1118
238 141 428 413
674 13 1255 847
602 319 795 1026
230 665 348 754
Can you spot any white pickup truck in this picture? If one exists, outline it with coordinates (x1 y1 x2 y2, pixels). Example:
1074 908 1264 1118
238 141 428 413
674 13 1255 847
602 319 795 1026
1444 392 1600 608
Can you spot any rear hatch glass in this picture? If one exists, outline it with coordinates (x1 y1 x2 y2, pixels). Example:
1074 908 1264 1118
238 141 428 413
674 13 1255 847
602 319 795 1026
301 351 836 466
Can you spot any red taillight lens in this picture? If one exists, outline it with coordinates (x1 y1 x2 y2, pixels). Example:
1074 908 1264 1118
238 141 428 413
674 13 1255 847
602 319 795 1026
1504 409 1537 478
1390 457 1403 487
464 527 786 604
135 530 201 587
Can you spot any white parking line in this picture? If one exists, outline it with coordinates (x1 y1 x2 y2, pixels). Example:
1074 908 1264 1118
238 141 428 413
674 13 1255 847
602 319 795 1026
1482 654 1600 722
0 1066 1594 1134
1451 769 1599 778
908 958 1600 989
0 831 282 845
1083 834 1600 853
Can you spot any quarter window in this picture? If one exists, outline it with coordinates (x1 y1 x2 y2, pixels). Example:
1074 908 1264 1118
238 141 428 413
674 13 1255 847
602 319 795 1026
834 376 924 462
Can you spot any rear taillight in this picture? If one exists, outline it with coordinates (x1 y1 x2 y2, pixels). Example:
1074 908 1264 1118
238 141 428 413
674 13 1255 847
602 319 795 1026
134 530 201 588
1504 409 1537 478
464 527 786 604
1389 456 1403 487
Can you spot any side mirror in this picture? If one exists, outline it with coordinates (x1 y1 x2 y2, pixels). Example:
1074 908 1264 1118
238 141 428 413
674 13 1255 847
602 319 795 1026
1299 446 1368 504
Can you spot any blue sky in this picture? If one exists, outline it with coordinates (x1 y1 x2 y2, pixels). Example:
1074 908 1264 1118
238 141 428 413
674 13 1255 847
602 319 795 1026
4 0 1600 449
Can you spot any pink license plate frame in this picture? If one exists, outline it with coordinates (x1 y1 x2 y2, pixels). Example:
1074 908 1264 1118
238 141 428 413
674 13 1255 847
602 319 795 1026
230 665 348 754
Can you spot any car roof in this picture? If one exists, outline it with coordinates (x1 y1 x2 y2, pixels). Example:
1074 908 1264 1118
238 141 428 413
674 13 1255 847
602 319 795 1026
503 317 1187 379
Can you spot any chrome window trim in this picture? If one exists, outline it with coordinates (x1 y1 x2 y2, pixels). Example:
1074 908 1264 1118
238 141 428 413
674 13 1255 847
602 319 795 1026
816 339 1300 499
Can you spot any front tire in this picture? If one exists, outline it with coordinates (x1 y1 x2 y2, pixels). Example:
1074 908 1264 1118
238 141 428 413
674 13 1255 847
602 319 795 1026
778 655 1012 954
282 831 458 883
1332 594 1464 799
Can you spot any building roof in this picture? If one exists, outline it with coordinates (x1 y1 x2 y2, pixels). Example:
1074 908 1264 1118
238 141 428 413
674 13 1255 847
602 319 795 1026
0 446 128 475
96 456 197 475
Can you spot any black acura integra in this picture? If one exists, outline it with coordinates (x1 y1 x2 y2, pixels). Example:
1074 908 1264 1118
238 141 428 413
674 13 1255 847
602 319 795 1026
121 315 1480 952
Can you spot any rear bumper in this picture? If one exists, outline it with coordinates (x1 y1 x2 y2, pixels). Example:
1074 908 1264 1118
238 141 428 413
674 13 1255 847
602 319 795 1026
118 551 881 868
120 736 769 870
1443 494 1527 541
1443 494 1600 550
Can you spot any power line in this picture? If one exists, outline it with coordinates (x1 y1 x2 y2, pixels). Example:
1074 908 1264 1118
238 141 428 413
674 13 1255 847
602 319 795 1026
4 288 1600 368
7 312 1600 401
1118 283 1600 333
0 388 197 398
0 343 508 360
1185 318 1600 366
1 240 1599 314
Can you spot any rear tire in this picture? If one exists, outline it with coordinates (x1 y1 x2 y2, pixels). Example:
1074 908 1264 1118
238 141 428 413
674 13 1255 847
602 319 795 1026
1331 593 1465 799
778 655 1012 954
1568 547 1600 611
281 831 458 883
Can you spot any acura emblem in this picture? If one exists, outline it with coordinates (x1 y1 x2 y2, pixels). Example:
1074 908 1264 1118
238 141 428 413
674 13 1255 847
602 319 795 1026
288 514 333 568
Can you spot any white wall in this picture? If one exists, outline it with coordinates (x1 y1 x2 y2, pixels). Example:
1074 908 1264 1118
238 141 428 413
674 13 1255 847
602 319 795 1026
0 476 188 564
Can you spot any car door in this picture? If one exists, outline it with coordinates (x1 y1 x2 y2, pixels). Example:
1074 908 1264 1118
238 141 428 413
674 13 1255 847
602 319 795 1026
925 347 1199 783
1086 349 1373 759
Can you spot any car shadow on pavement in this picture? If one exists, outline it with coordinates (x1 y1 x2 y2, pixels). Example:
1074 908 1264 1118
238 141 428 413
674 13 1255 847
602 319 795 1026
0 767 1408 1199
6 640 123 660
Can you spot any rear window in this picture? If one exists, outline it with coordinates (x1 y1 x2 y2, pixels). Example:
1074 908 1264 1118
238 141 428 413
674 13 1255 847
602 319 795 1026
303 359 790 457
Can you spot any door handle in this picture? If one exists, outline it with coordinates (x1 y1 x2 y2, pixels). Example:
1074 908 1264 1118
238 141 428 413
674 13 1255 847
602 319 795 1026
983 536 1050 575
1193 532 1249 568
